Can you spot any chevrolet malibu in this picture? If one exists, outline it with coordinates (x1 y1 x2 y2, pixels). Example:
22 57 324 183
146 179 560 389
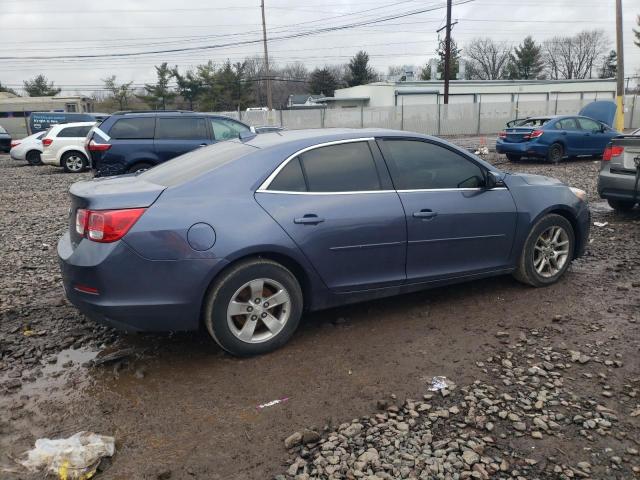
58 129 590 356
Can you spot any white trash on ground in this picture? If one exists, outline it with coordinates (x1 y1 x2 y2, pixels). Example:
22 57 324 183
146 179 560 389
428 376 451 392
19 431 115 479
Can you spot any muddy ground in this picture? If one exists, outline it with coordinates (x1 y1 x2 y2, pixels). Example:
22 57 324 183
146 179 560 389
0 150 638 480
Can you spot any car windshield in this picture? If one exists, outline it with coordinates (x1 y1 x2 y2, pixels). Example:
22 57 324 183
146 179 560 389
0 126 6 134
140 140 256 187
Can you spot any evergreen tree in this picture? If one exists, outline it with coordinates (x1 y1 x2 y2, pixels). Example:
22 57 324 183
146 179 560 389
0 81 17 95
634 15 640 48
507 36 544 79
347 50 376 86
139 63 176 110
172 68 202 110
309 68 338 96
23 74 61 97
436 37 461 80
419 64 431 80
599 50 617 78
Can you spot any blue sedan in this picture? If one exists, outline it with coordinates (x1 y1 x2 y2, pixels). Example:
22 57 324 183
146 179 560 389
58 129 590 356
496 101 620 163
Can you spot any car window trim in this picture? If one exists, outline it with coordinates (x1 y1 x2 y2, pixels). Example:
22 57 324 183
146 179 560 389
257 137 379 193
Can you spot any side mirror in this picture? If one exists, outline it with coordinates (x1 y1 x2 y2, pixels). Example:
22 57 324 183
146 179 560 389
484 171 504 189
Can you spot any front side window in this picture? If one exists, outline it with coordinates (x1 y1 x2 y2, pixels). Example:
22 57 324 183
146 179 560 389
211 118 250 141
577 117 601 131
156 117 208 140
383 139 485 190
109 117 155 139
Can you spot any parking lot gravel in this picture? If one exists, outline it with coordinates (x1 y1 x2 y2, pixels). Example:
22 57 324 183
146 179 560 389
0 150 638 480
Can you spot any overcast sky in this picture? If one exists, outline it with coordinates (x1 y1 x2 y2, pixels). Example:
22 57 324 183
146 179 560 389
1 0 639 96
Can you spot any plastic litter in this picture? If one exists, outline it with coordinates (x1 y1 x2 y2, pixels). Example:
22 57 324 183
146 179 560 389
593 221 608 227
257 397 289 410
427 376 451 392
19 431 115 479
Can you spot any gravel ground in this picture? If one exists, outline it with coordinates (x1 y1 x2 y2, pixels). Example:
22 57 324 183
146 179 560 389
0 151 638 480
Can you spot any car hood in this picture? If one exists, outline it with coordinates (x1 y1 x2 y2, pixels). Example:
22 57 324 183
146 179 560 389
512 173 565 187
578 100 617 127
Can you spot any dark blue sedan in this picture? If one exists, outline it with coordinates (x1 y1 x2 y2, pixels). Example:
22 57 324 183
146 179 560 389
58 129 590 356
496 100 620 163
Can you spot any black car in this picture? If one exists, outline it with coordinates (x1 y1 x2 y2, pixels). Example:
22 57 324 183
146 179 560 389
0 125 11 152
86 111 253 176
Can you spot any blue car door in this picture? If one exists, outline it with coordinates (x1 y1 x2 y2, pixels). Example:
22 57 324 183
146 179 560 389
576 117 615 155
255 139 407 292
553 117 584 155
378 138 518 281
154 116 212 163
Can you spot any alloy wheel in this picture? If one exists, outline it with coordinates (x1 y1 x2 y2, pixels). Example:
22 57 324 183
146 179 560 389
533 225 570 278
65 155 84 172
226 278 291 344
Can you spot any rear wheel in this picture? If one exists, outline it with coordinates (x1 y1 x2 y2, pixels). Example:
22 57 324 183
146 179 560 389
127 162 153 174
514 214 575 287
203 259 303 356
547 143 564 164
61 151 88 173
26 150 42 165
506 154 521 162
607 199 636 212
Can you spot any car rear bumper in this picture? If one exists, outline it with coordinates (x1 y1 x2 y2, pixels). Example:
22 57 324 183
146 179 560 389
496 140 547 157
10 150 25 161
58 232 228 332
597 164 639 202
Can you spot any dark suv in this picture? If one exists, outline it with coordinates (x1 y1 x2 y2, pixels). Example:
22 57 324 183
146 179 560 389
86 111 252 176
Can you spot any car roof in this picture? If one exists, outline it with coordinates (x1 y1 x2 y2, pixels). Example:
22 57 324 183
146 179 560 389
109 111 241 120
49 121 96 130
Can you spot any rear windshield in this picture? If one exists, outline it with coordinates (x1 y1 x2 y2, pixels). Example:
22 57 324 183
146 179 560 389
140 140 256 186
516 118 550 127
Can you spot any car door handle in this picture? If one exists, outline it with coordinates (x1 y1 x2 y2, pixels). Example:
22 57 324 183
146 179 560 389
294 214 325 225
413 209 438 219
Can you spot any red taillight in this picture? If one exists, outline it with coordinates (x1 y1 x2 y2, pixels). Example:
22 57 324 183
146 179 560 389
75 208 146 243
602 145 623 161
524 130 544 139
498 131 507 138
42 138 53 147
10 140 20 148
88 139 111 152
74 284 99 295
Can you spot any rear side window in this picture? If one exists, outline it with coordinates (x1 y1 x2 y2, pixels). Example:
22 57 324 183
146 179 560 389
555 118 578 130
156 117 208 140
299 142 381 192
57 125 92 137
268 157 306 192
109 117 155 139
382 139 484 190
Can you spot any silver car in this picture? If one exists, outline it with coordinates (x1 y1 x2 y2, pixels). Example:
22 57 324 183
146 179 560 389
598 128 640 212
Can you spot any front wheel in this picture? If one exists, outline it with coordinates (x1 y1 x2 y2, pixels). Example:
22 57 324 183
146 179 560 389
514 214 575 287
203 259 303 356
61 151 88 173
547 143 564 164
607 199 635 212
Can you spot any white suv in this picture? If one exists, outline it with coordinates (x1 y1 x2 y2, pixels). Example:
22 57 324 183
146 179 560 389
41 122 95 173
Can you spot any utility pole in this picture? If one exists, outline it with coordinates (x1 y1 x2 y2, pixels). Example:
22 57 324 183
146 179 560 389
443 0 452 104
260 0 274 111
614 0 624 130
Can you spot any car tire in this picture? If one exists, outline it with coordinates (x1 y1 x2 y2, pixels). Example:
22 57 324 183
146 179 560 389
513 213 575 287
61 151 88 173
26 150 42 165
203 258 303 356
127 162 153 174
506 154 521 162
547 143 563 164
607 199 635 212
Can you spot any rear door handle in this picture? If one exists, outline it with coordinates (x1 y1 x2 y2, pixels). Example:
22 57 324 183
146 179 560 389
413 209 438 219
294 214 325 225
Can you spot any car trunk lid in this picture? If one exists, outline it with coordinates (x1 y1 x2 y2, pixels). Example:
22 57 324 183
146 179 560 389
502 127 536 143
610 136 640 171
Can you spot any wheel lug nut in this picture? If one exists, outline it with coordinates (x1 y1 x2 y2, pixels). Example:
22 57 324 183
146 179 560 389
251 315 257 320
261 313 267 318
263 302 269 308
247 306 253 312
254 298 261 304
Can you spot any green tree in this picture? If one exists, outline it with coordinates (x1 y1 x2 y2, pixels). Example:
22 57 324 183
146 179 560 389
103 75 135 110
634 15 640 47
0 81 17 95
419 64 432 80
347 50 376 86
172 68 202 110
436 37 461 80
138 63 176 110
599 50 617 78
507 36 544 79
214 60 252 111
309 68 338 96
23 74 61 97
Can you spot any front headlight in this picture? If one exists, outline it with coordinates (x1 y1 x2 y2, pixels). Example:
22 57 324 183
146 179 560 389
569 187 587 202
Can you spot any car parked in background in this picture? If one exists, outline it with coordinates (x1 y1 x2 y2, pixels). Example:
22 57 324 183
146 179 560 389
9 131 45 165
59 128 590 356
496 101 620 163
598 128 640 212
0 125 11 152
41 122 95 173
86 111 253 176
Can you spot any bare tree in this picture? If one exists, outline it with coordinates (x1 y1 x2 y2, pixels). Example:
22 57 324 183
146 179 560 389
543 30 609 79
464 38 511 80
102 75 135 110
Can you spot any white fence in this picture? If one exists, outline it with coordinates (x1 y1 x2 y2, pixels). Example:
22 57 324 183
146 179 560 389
2 96 639 139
